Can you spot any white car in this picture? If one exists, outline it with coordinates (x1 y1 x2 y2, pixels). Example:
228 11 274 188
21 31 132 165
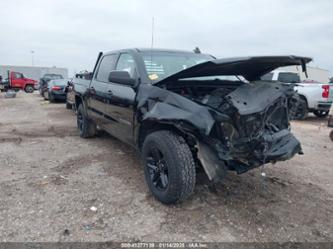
262 71 333 119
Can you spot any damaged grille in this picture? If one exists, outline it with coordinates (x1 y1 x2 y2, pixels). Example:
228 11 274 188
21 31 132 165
237 98 289 140
211 92 300 172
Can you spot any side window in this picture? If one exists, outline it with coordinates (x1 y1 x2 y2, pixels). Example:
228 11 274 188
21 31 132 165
95 54 118 82
15 73 23 79
116 53 136 78
277 72 300 83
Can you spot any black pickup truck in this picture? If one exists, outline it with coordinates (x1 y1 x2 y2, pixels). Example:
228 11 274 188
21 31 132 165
73 48 311 204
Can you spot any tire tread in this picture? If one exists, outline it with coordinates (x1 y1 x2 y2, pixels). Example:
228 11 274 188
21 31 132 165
143 130 196 204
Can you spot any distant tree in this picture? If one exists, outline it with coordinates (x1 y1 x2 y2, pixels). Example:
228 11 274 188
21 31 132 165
330 77 333 83
193 47 201 54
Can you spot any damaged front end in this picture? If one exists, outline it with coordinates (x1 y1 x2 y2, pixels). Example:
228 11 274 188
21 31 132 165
139 55 311 182
200 81 302 178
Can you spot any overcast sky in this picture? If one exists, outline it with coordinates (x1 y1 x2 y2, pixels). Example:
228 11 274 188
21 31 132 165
0 0 332 76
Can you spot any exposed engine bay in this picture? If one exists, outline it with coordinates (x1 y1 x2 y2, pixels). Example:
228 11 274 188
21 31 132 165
142 55 312 181
163 79 302 177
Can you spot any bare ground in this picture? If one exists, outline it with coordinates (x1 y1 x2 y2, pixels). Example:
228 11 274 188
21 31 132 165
0 92 332 242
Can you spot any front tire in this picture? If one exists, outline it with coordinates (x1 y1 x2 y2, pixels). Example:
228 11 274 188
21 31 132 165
25 85 34 93
142 130 196 204
77 104 96 138
313 110 329 118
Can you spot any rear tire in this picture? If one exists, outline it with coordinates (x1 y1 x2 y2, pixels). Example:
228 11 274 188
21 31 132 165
295 97 308 120
142 130 196 204
66 102 72 110
49 93 55 103
313 110 329 118
43 91 48 100
25 85 34 93
77 104 96 138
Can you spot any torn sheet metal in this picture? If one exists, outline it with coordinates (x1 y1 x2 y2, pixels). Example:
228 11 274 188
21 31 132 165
135 56 310 180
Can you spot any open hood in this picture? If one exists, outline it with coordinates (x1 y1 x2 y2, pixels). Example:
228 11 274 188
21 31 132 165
155 55 312 85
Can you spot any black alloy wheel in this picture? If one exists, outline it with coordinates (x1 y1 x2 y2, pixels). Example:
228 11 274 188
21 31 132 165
146 147 169 191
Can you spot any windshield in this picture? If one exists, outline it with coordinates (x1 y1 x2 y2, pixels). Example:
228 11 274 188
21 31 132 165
141 51 213 81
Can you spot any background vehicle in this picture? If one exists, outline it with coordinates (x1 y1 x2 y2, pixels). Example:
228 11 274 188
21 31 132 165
0 71 37 93
43 79 68 103
65 71 93 110
73 49 310 204
329 105 333 141
328 104 333 126
39 74 64 96
262 71 333 119
65 80 75 110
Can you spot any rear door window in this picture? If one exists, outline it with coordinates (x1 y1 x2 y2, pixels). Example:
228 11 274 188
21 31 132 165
95 54 118 82
277 72 300 83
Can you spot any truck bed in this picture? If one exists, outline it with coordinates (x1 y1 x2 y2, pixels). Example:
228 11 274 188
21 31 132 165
72 78 91 96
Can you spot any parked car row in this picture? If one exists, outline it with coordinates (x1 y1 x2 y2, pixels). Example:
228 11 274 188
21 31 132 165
64 48 331 204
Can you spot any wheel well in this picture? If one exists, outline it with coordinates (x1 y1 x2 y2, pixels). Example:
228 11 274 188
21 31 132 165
299 94 308 108
138 122 196 151
75 95 82 109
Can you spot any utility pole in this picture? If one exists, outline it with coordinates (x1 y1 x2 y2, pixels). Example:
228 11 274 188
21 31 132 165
30 50 34 66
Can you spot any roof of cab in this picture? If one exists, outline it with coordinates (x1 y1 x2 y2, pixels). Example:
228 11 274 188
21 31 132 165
104 48 201 55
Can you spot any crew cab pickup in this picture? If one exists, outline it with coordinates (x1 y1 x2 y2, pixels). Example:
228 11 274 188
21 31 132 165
0 71 37 93
262 71 333 118
73 49 311 204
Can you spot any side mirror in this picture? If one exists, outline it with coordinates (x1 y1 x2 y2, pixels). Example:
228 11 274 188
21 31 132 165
108 71 136 86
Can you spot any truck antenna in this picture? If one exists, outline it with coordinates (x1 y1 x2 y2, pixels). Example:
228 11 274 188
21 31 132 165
151 17 155 50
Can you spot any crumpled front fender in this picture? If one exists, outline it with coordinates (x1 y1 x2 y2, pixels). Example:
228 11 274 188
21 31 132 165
136 85 215 137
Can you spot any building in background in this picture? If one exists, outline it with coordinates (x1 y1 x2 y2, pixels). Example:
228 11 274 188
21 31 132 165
280 65 330 83
0 65 68 81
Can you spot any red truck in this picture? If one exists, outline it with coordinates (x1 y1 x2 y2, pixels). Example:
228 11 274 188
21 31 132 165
0 71 37 93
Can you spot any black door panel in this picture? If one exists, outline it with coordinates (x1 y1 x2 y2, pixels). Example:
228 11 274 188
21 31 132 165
87 81 108 125
103 53 137 146
87 53 119 125
104 83 136 145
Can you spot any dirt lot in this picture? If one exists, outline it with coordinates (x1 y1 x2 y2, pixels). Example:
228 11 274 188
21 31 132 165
0 92 332 242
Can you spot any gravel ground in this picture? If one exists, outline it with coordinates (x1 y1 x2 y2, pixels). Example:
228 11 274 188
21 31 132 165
0 92 332 242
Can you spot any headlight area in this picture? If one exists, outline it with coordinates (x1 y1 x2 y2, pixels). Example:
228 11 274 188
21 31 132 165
220 122 239 146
